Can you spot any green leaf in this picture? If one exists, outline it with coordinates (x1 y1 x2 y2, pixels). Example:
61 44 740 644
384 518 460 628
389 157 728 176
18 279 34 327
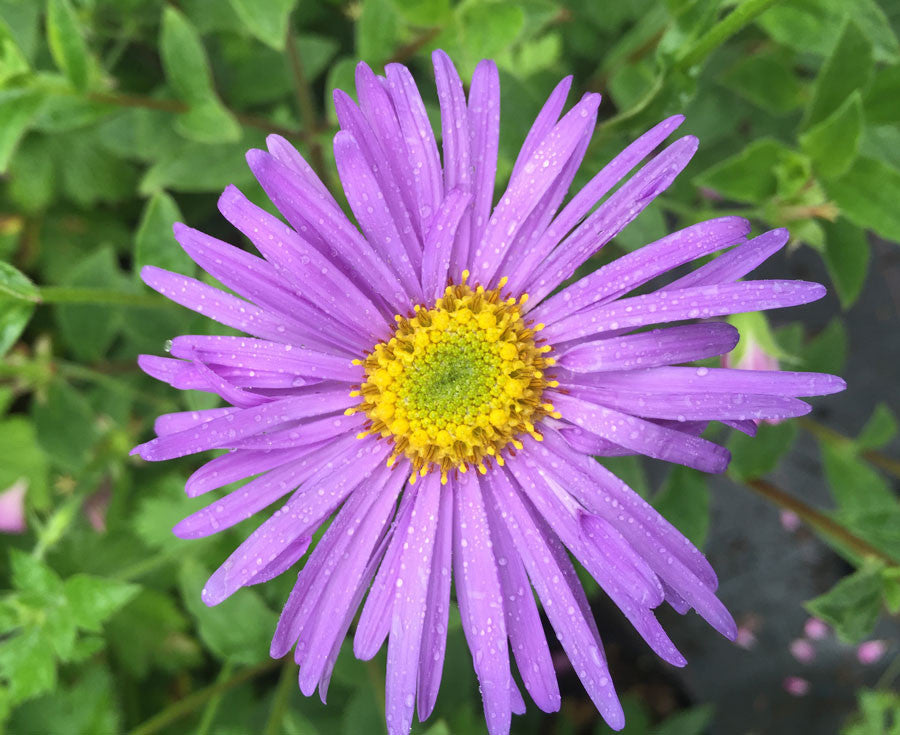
0 418 48 510
45 0 90 91
0 627 58 703
822 218 869 310
356 0 398 64
804 20 873 129
805 561 885 643
653 466 710 547
390 0 452 26
63 575 140 633
796 318 847 375
720 50 803 115
842 689 900 735
458 1 525 63
228 0 296 50
174 98 241 144
883 567 900 614
824 157 900 244
134 192 194 276
0 88 44 173
727 421 797 481
863 64 900 125
694 138 793 204
30 381 98 473
857 404 897 451
7 134 54 212
613 200 666 252
178 558 277 663
821 440 896 516
10 549 63 599
800 92 863 181
139 138 259 195
0 261 38 302
0 298 34 356
53 247 130 361
654 704 714 735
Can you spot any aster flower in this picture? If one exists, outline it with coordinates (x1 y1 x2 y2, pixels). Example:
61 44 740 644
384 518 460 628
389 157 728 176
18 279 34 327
133 51 845 733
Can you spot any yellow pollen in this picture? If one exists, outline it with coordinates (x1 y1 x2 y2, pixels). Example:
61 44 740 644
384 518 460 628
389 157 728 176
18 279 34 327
352 280 557 478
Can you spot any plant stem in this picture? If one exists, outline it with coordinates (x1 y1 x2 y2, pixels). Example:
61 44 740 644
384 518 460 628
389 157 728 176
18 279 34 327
37 285 172 308
127 660 279 735
196 661 235 735
675 0 782 70
742 478 899 566
263 659 296 735
798 417 900 480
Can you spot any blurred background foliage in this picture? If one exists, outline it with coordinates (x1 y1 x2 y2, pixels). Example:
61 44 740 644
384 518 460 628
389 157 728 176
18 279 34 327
0 0 898 733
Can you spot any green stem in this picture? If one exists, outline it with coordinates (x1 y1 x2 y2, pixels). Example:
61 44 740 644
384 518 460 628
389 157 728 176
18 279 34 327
127 660 279 735
798 417 900 480
263 659 296 735
742 478 899 566
37 285 171 308
675 0 782 70
196 661 235 735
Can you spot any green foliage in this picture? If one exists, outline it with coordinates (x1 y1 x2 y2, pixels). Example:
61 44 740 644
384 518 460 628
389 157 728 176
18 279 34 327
0 0 897 732
842 690 900 735
805 560 887 643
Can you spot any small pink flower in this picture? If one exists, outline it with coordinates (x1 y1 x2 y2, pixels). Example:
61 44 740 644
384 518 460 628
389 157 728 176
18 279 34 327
84 483 112 533
0 480 27 534
804 618 829 640
789 638 816 664
857 640 886 665
780 510 801 532
783 676 810 696
735 625 758 650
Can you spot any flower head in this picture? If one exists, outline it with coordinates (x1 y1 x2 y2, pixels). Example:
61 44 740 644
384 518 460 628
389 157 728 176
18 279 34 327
133 51 845 733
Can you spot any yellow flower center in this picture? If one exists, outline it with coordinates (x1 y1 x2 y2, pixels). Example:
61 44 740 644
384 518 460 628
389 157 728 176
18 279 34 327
348 273 560 484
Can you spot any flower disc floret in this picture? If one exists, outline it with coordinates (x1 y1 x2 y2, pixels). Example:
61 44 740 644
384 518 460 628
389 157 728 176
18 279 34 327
350 273 559 482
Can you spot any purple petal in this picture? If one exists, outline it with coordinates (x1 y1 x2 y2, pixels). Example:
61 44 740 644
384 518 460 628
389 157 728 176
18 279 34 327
265 134 337 206
532 217 751 323
421 189 472 302
230 413 364 451
152 407 238 436
472 93 601 285
202 437 389 606
525 136 699 303
486 495 561 713
184 447 315 497
666 228 789 290
558 323 740 373
466 59 500 253
333 130 423 303
508 115 685 293
485 468 625 730
510 75 572 181
385 474 441 735
544 280 827 344
552 393 731 473
384 63 443 233
453 471 511 735
416 482 454 720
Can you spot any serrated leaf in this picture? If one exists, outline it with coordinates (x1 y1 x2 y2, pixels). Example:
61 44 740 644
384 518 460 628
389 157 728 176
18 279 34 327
804 20 873 129
727 421 797 481
822 218 869 310
63 575 140 633
0 627 57 703
857 404 897 451
228 0 296 50
178 558 277 663
46 0 90 91
800 92 863 181
824 156 900 244
821 440 896 515
134 192 194 276
0 88 44 173
652 466 710 547
10 549 63 598
694 138 792 204
805 561 885 643
0 261 38 302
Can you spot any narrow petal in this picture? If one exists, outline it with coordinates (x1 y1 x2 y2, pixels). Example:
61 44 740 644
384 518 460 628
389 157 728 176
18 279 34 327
558 324 740 373
507 115 685 293
510 75 572 181
433 50 473 278
385 474 441 735
152 407 237 436
486 492 561 713
184 447 314 497
453 471 511 735
416 482 454 720
525 136 699 304
543 280 826 344
466 59 500 253
265 134 337 206
552 393 731 473
421 189 472 302
532 217 751 323
230 413 364 451
666 228 790 290
485 469 625 730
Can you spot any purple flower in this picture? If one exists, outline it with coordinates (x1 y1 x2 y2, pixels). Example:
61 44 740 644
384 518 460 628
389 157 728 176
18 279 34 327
133 51 845 733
